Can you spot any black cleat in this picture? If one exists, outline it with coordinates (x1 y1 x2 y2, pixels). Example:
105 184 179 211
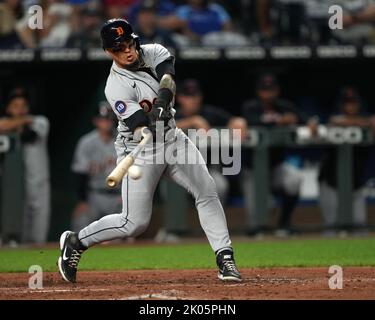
57 231 85 283
216 250 242 282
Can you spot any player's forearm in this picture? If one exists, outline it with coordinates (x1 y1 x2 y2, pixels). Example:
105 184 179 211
155 74 175 108
123 110 149 134
0 117 29 132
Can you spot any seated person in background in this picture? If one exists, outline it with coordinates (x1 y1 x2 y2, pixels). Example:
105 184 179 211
103 0 137 20
175 0 233 45
71 103 122 232
0 0 26 48
38 0 73 48
337 1 375 45
128 0 181 31
0 88 50 244
241 73 307 237
133 1 177 48
319 86 375 235
66 6 103 48
175 78 247 205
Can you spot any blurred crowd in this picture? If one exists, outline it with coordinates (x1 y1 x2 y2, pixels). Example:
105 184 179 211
2 0 375 50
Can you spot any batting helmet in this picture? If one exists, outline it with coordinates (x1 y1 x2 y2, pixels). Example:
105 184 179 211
100 18 140 51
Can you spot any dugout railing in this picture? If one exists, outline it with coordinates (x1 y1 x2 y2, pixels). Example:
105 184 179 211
162 125 375 234
0 127 374 242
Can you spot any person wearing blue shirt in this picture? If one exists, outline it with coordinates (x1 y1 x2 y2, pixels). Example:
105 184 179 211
176 0 232 43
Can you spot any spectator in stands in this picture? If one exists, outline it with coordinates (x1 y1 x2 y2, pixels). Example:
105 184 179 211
296 0 375 45
241 73 306 238
336 0 375 44
128 0 181 31
133 1 177 48
175 0 234 45
66 6 103 48
66 0 95 5
103 0 137 19
175 78 248 205
319 86 375 235
38 0 73 48
0 0 25 48
0 88 50 244
256 0 309 45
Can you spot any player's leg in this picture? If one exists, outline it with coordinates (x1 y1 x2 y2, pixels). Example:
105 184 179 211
78 162 165 246
208 166 229 205
319 181 338 235
352 187 367 230
165 129 241 281
272 163 302 235
58 150 166 283
22 180 50 244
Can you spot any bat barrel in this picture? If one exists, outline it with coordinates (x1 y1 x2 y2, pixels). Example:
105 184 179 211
106 177 118 188
105 127 152 189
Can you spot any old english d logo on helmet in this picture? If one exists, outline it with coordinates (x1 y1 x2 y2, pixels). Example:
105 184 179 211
101 18 140 50
115 27 124 36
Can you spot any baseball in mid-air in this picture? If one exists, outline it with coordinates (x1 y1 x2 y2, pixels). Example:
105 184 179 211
128 165 142 180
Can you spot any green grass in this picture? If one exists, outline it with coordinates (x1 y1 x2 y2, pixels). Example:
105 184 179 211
1 238 375 273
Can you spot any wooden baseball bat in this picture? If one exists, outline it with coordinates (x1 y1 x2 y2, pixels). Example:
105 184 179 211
106 127 152 188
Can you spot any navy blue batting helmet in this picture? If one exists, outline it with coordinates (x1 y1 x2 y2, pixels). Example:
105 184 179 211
100 18 140 51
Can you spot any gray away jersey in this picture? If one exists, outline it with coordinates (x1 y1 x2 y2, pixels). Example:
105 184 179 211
104 43 176 148
72 130 117 190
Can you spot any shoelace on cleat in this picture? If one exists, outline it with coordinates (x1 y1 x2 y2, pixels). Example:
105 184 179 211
222 259 238 272
68 250 83 268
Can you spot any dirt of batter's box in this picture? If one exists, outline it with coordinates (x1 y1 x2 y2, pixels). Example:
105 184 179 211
0 268 374 300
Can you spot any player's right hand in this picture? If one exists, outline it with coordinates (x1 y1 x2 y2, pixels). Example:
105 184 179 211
150 104 171 124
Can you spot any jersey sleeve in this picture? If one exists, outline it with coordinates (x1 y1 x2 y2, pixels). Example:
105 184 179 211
30 116 49 138
105 79 142 120
142 43 172 70
71 137 90 174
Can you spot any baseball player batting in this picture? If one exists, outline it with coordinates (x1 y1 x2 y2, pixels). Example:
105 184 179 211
57 18 241 283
